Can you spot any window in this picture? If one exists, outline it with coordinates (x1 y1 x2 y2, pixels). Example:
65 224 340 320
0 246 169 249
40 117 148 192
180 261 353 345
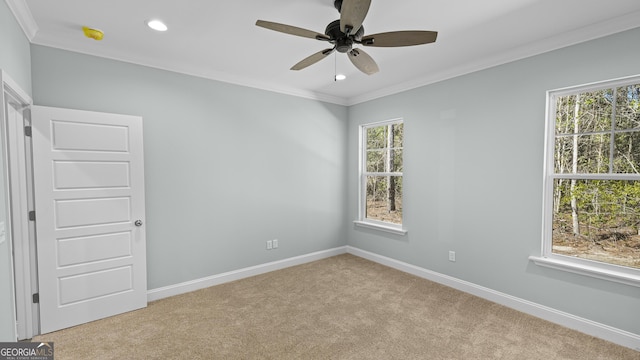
535 75 640 286
355 119 405 234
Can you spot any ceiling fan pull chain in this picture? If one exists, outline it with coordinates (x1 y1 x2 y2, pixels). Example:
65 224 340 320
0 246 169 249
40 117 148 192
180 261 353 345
334 52 337 81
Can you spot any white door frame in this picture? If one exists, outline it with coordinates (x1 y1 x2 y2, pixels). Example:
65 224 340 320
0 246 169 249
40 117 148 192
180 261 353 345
1 70 37 340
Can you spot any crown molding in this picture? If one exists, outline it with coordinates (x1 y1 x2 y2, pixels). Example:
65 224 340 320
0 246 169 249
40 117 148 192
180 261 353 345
4 0 38 40
347 11 640 106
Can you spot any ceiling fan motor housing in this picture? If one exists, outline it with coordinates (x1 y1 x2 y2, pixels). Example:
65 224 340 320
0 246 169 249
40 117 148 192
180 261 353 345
325 19 364 53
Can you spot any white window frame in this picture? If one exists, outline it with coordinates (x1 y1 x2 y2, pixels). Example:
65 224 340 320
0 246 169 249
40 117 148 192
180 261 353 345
530 75 640 288
354 118 407 235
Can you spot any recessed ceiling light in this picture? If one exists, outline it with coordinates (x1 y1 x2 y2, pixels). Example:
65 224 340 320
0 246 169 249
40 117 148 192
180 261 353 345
335 74 346 81
147 19 168 32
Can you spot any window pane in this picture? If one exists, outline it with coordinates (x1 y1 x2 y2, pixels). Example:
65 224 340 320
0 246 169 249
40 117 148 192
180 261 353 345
554 134 610 174
365 123 403 174
366 176 402 224
367 127 386 149
393 122 404 145
615 85 640 130
555 95 578 135
614 131 640 173
366 149 386 172
393 149 403 172
555 90 613 135
551 179 640 269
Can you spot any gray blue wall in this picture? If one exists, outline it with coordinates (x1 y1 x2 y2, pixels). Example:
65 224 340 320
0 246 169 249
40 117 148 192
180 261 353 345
347 27 640 336
0 0 31 342
30 45 348 290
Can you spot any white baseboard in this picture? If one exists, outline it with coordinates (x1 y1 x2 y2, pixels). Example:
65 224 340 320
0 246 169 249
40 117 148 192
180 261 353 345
346 246 640 352
147 246 347 302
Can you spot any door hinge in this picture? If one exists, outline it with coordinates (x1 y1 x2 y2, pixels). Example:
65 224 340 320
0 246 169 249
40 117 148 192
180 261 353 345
24 126 32 137
32 293 39 304
28 211 35 221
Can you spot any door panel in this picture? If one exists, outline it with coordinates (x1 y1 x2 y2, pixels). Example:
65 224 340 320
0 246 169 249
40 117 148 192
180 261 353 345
51 121 129 152
55 197 131 228
57 232 132 266
31 106 146 334
59 266 133 305
54 161 131 189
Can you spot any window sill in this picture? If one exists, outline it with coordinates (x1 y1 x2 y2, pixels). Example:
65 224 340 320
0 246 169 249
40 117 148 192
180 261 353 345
353 221 407 236
529 255 640 288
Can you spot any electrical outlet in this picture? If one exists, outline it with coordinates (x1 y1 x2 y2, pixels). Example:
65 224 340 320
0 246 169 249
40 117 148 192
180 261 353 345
266 240 273 250
272 239 278 249
448 251 456 262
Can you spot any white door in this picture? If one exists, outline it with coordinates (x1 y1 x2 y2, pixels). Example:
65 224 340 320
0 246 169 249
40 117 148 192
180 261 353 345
31 106 147 334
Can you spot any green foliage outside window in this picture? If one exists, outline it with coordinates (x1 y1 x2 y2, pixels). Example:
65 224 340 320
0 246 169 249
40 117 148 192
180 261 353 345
552 84 640 269
364 122 403 225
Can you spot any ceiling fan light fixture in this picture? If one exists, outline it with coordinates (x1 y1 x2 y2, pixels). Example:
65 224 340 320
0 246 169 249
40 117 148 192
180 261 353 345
147 19 168 32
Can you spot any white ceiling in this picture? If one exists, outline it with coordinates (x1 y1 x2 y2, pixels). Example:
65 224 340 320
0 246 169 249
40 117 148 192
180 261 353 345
8 0 640 105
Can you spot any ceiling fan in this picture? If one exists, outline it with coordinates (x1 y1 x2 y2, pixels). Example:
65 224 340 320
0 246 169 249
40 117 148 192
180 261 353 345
255 0 438 75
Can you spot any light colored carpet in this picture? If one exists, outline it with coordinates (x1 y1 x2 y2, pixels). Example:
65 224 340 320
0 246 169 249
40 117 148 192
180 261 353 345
34 254 639 359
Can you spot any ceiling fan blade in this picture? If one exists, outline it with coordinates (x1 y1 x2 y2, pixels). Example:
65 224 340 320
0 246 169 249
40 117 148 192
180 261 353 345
256 20 330 41
348 48 379 75
340 0 371 34
291 48 336 71
361 31 438 47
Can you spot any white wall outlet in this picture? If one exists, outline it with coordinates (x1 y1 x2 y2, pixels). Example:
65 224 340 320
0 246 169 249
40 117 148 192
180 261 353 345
272 239 278 249
266 240 273 250
448 251 456 262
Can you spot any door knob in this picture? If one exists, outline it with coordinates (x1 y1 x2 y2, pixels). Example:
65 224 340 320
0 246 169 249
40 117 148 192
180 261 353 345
134 220 143 227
